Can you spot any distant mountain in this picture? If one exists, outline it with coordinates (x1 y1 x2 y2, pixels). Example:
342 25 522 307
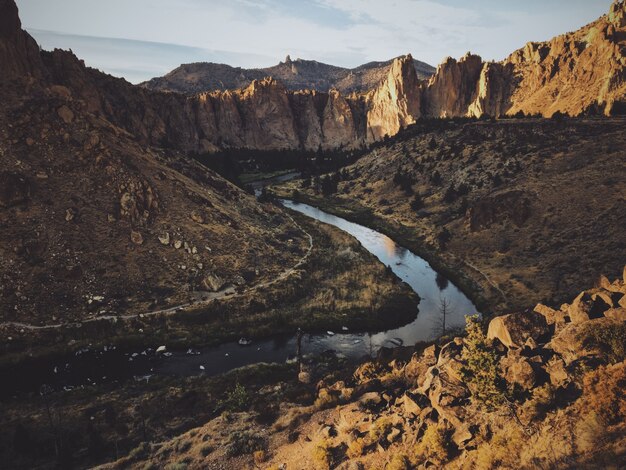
140 55 436 94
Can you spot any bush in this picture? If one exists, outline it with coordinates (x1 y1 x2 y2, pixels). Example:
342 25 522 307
386 453 411 469
581 322 626 364
216 383 250 412
581 362 626 424
312 438 333 469
225 431 266 457
460 315 508 410
368 417 393 444
413 423 449 465
253 449 268 464
346 438 367 458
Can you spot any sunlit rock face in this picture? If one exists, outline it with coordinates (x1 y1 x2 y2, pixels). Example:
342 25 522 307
2 0 624 155
365 54 422 142
423 0 626 118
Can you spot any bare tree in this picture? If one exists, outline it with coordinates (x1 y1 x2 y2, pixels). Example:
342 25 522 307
432 295 454 339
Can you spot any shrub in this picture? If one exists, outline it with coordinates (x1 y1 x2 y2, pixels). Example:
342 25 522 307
216 383 250 412
581 362 626 424
460 315 508 410
413 423 449 465
368 417 394 444
200 444 213 457
386 453 411 469
346 438 367 458
225 431 266 458
253 449 268 464
580 322 626 364
312 438 333 469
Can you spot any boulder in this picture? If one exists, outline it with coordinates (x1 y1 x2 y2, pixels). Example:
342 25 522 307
487 310 550 349
500 349 536 390
547 318 619 365
158 232 170 245
57 105 74 124
404 346 437 386
130 230 143 245
202 273 225 292
545 356 569 387
604 308 626 321
568 291 611 323
533 304 560 325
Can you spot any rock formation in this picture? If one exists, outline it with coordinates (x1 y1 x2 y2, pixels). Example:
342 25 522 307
2 0 625 155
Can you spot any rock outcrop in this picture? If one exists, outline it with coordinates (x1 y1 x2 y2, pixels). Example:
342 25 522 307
2 0 625 154
429 0 626 118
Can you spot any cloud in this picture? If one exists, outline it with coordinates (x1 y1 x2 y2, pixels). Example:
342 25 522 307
17 0 610 83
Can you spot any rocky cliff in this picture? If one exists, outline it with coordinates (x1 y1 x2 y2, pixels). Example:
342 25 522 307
2 0 625 155
428 0 626 118
0 0 310 326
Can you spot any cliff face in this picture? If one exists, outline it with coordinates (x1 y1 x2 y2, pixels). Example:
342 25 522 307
365 54 422 141
1 0 625 155
428 0 626 118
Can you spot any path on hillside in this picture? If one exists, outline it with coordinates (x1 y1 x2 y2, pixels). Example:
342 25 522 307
1 213 314 332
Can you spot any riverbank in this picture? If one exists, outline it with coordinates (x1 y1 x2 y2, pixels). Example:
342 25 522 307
0 211 418 369
269 186 501 315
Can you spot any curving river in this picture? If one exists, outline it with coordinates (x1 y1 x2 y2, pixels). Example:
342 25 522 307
2 178 479 397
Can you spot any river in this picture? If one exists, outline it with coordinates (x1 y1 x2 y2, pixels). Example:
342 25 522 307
1 174 478 397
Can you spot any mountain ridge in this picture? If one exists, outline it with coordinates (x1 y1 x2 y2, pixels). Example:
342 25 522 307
140 55 436 94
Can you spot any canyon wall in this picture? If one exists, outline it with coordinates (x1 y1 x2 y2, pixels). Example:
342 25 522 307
1 0 625 155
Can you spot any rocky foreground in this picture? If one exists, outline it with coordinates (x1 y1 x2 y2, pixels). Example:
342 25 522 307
108 269 626 469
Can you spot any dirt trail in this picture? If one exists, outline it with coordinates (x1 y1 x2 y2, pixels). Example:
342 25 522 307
1 213 314 332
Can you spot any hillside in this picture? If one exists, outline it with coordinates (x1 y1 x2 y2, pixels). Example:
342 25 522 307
141 55 436 94
272 117 626 312
0 0 310 327
96 269 626 469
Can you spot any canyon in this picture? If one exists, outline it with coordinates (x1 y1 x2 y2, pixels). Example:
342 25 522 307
3 1 625 156
1 0 625 469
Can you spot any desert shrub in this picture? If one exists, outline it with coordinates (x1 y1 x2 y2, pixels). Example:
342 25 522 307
581 362 626 424
314 388 341 410
473 425 525 469
164 464 187 470
225 431 266 458
175 439 191 453
368 417 394 444
346 438 367 458
413 423 450 465
460 315 508 410
386 453 411 469
312 438 333 469
580 322 626 364
524 383 557 421
216 383 250 412
200 444 213 457
128 442 150 460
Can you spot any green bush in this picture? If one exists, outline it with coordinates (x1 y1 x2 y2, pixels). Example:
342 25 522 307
225 431 266 457
216 383 250 412
460 315 508 410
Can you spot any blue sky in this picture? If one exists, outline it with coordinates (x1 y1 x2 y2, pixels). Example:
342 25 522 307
17 0 611 84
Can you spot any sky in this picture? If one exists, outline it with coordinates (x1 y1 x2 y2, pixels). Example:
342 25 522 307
17 0 611 84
